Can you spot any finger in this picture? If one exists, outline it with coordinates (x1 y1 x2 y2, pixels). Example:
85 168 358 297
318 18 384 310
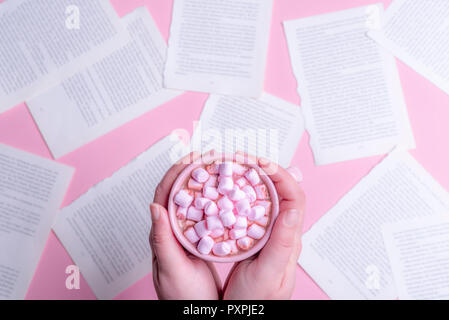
149 203 190 274
256 207 304 278
154 151 200 207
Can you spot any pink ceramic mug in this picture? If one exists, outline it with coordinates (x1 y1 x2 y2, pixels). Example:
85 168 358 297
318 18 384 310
168 153 279 263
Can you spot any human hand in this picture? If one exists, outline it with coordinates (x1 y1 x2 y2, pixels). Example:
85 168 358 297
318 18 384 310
223 154 305 300
149 151 222 300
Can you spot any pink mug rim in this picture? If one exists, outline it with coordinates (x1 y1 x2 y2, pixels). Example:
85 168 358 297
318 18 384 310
168 153 279 263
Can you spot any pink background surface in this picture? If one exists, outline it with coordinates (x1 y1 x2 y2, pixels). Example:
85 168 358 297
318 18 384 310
0 0 448 300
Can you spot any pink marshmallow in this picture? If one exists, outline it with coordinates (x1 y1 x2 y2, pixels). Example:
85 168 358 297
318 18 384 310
242 185 257 203
194 220 211 238
235 216 248 228
212 241 231 256
197 236 214 254
188 178 203 191
248 224 265 240
206 215 223 231
228 186 246 201
256 215 269 227
204 175 218 188
235 198 251 216
206 163 219 174
203 186 219 200
204 201 219 216
194 197 211 210
237 237 254 250
217 196 234 210
218 177 234 195
187 206 203 221
255 200 271 212
192 167 210 183
248 205 265 221
225 239 239 254
254 184 269 200
177 206 188 220
210 227 224 238
233 163 247 175
245 168 261 185
174 189 194 207
219 210 236 227
235 177 248 188
184 227 200 243
229 227 247 239
219 162 233 176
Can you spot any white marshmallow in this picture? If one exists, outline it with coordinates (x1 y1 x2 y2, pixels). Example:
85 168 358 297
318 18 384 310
192 167 210 183
233 163 247 175
174 189 194 207
203 186 219 200
229 227 247 239
219 162 233 176
187 206 203 221
225 240 239 254
197 236 214 254
248 205 265 221
235 198 251 216
210 227 224 238
204 175 218 188
242 185 257 203
235 177 248 188
188 178 203 191
218 177 234 195
194 197 210 210
176 206 188 219
194 220 211 238
184 227 200 243
247 224 265 240
235 216 248 228
254 184 269 200
219 210 236 227
237 237 254 250
206 215 223 231
255 200 271 212
245 168 261 185
204 201 219 216
217 196 234 210
228 186 246 201
212 242 231 256
256 215 269 227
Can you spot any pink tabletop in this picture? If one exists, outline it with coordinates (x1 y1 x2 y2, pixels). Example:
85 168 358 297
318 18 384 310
1 0 448 300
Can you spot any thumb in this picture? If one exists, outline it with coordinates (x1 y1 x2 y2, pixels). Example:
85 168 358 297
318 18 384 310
149 203 189 273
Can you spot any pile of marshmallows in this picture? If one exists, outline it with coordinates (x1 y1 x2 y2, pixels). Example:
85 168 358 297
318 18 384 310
174 161 272 257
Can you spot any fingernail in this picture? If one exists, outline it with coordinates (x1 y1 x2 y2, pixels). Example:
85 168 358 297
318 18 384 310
287 166 303 183
283 209 300 227
150 204 160 222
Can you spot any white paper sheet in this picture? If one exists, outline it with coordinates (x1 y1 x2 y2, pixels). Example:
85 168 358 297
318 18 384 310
298 150 449 299
382 216 449 300
164 0 273 97
52 135 186 299
0 144 74 299
368 0 449 96
26 7 182 159
0 0 130 114
284 4 415 165
190 93 304 167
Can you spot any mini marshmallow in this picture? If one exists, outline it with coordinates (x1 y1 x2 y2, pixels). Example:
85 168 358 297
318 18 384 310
254 184 269 200
237 237 254 250
197 236 214 254
206 215 223 231
255 215 269 227
217 196 234 210
174 189 194 207
235 216 248 229
194 197 210 210
248 205 265 221
235 177 248 188
203 186 219 200
194 220 211 238
228 186 246 201
229 227 247 239
235 198 251 216
219 210 236 227
192 167 209 183
188 178 203 191
225 239 238 254
218 177 234 195
176 206 188 219
219 162 233 176
184 227 200 243
245 168 261 185
242 185 257 203
206 163 219 174
248 224 265 240
210 227 224 238
187 206 203 221
255 200 271 212
233 163 247 175
204 175 218 188
204 201 219 216
212 242 231 256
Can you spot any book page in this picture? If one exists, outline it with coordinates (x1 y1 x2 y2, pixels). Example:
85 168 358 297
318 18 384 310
369 0 449 96
52 135 186 299
0 144 74 299
284 4 415 165
27 7 182 159
382 216 449 300
164 0 273 97
298 150 449 299
0 0 129 114
191 93 305 167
